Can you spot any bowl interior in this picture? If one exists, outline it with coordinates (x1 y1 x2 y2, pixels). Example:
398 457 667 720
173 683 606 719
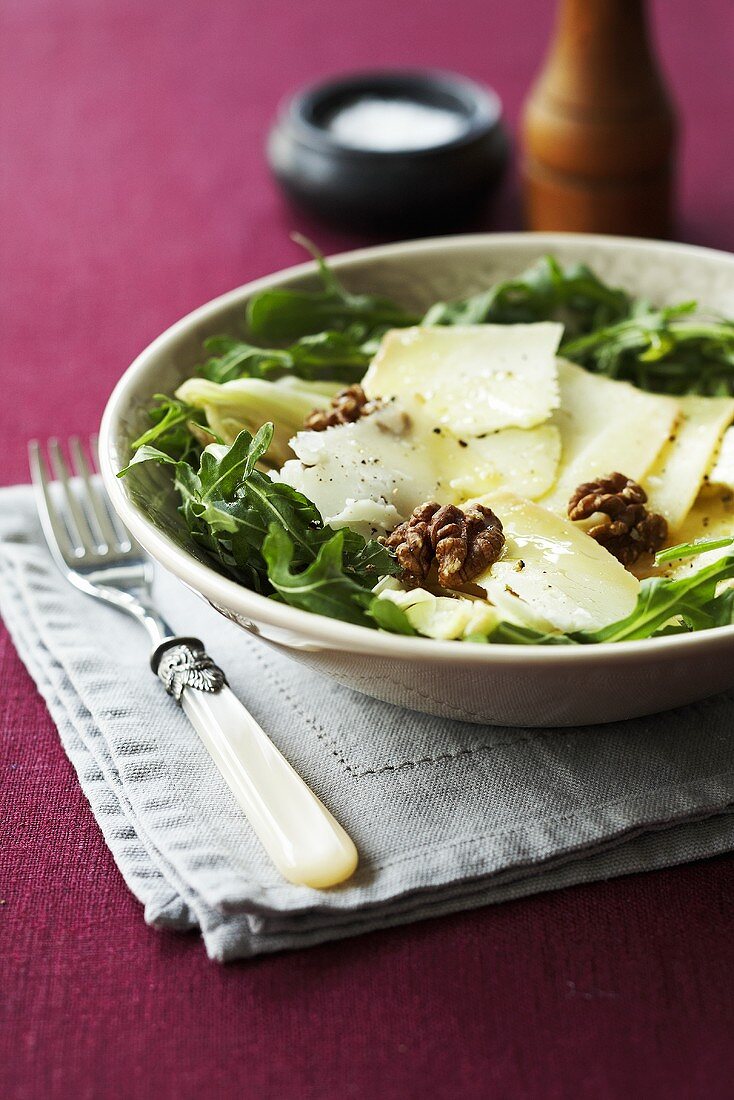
102 232 734 656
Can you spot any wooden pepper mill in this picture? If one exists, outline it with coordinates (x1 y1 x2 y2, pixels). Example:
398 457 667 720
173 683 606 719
521 0 677 236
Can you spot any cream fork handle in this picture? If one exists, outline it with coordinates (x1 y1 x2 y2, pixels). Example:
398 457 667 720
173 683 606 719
180 683 358 888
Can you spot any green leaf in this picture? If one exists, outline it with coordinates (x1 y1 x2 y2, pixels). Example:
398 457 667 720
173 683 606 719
145 425 400 623
286 331 374 381
197 331 375 386
366 597 418 635
131 397 188 449
655 536 734 564
424 256 631 335
198 423 272 500
246 238 417 342
560 304 734 396
198 338 291 383
129 395 206 462
338 529 401 585
580 551 734 643
117 444 178 476
195 240 416 387
484 620 578 646
262 524 374 627
247 287 417 344
185 427 318 580
703 586 734 628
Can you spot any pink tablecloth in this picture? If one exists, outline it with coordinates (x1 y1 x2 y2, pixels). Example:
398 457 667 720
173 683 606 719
2 1 734 1096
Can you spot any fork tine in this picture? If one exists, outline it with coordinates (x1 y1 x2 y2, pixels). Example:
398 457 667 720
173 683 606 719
89 433 135 552
28 440 78 566
47 437 98 557
68 435 120 551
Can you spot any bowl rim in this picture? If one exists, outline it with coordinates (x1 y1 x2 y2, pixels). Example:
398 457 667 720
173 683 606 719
99 230 734 666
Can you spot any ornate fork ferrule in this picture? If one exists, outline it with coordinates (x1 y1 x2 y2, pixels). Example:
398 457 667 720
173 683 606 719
151 636 227 703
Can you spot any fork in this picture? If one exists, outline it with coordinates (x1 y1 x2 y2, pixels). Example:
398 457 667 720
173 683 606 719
29 436 358 889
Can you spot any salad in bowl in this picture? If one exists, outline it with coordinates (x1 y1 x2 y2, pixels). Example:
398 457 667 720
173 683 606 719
119 239 734 650
101 233 734 725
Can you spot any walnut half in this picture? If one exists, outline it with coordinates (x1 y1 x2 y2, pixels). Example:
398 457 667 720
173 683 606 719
568 472 668 565
382 501 505 589
304 384 380 432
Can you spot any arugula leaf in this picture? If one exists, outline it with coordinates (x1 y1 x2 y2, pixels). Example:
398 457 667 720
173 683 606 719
168 457 251 583
197 337 291 384
118 444 177 476
702 586 734 628
580 551 734 643
197 427 396 585
339 532 397 587
201 421 270 492
122 425 399 619
130 395 206 462
196 235 416 385
176 425 324 588
262 525 377 626
366 596 418 635
560 303 734 395
655 536 734 564
262 525 413 629
198 330 373 386
246 237 418 343
423 256 631 335
484 620 578 646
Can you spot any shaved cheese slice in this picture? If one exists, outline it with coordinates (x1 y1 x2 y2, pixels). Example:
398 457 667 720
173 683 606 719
707 425 734 490
278 404 437 538
279 401 562 539
472 491 640 633
363 323 563 435
446 424 561 502
644 395 734 532
656 488 734 580
541 360 679 514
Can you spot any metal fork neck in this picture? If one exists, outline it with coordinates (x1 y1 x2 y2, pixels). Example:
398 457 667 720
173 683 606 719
69 573 174 648
127 593 175 648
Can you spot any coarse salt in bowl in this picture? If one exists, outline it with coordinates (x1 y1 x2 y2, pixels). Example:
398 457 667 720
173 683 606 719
267 70 509 233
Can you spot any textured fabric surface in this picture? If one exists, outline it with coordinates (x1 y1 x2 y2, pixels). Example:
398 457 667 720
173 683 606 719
7 482 734 965
2 0 734 1094
5 483 734 963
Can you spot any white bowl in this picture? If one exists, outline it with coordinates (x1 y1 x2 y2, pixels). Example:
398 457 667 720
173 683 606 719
99 232 734 727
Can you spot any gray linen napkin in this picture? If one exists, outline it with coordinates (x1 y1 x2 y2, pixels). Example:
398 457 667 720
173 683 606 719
3 484 734 961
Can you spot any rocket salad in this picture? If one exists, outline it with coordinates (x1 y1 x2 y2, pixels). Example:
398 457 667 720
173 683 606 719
121 243 734 645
